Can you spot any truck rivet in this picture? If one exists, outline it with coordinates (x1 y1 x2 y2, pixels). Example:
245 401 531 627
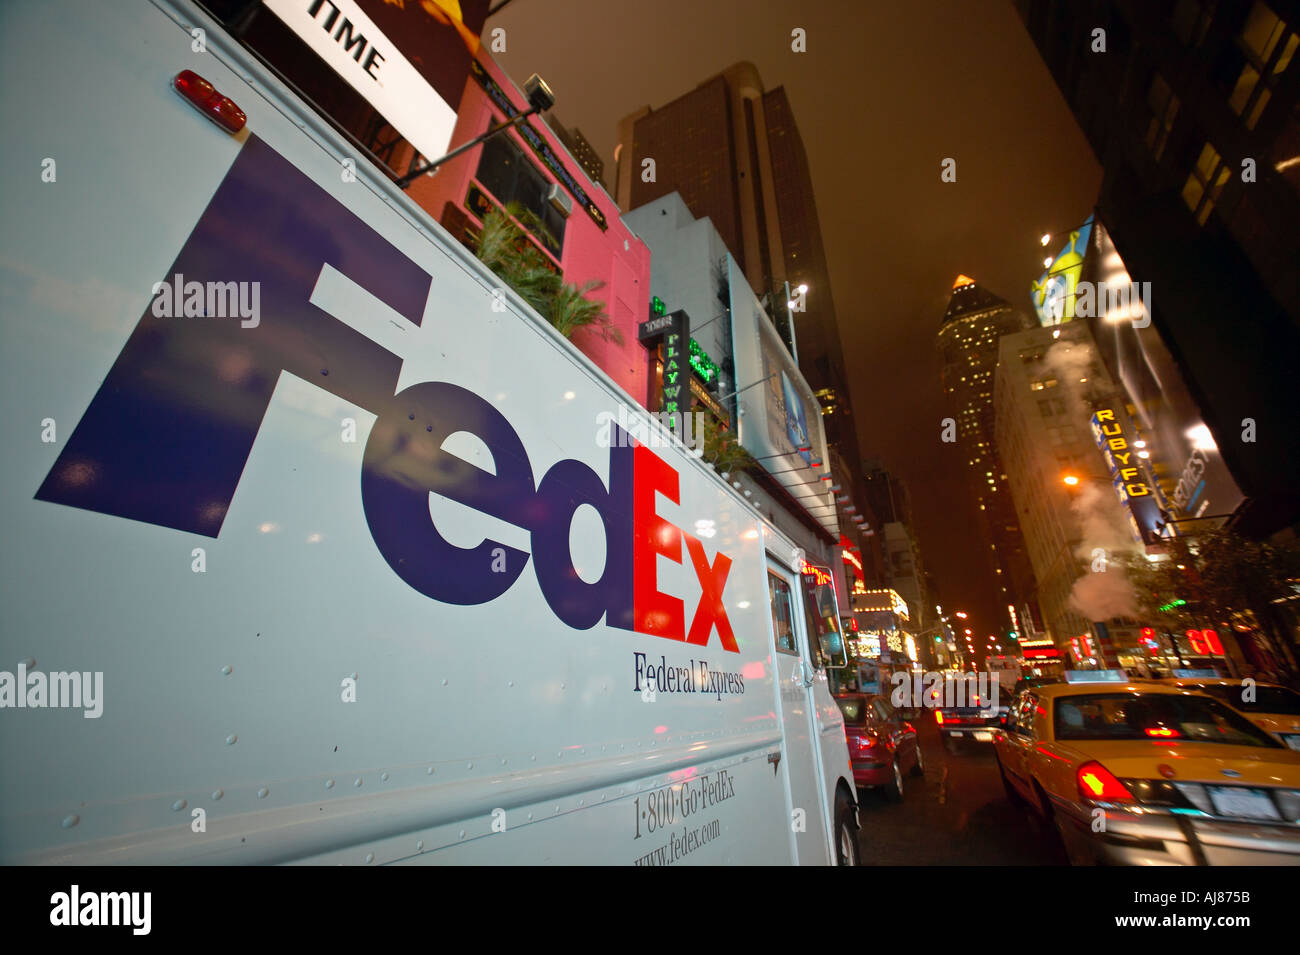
221 665 232 675
325 779 335 790
172 799 187 812
257 787 269 799
381 772 389 782
61 815 80 829
365 852 375 864
212 789 224 800
226 734 238 745
354 778 363 788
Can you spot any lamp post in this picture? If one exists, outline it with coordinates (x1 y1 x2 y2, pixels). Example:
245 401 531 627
394 73 555 188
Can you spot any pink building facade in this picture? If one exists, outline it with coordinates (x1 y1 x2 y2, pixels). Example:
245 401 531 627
405 55 651 407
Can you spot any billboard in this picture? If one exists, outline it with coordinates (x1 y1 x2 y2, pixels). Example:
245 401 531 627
727 255 835 535
1031 215 1093 326
263 0 488 162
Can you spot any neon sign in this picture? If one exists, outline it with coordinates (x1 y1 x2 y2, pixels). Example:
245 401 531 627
799 560 832 587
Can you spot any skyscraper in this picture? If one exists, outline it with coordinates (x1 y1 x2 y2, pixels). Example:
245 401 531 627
548 113 606 189
614 62 863 481
937 276 1037 624
994 320 1145 669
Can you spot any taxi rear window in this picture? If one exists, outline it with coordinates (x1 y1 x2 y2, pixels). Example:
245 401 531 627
1197 684 1300 715
1053 693 1280 747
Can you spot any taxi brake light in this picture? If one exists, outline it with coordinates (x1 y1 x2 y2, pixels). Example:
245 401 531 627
1077 761 1134 801
934 710 944 726
1145 726 1180 738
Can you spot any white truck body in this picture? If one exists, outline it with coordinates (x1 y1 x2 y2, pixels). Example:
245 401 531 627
0 0 856 865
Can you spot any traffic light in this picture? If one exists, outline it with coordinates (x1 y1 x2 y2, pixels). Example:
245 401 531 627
1007 630 1018 641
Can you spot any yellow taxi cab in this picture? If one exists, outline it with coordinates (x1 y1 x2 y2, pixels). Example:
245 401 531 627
994 678 1300 865
1147 677 1300 751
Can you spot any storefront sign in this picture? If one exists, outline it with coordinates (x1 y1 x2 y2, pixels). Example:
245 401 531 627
1091 408 1161 542
659 311 690 424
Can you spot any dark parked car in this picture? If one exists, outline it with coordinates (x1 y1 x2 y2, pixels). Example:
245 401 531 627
936 682 1013 753
835 693 924 801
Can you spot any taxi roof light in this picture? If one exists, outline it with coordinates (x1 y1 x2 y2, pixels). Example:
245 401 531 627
1077 761 1135 801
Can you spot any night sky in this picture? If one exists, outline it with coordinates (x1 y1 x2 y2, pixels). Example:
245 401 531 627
493 0 1103 638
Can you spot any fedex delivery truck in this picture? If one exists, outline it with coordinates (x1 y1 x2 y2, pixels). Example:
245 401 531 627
0 0 859 865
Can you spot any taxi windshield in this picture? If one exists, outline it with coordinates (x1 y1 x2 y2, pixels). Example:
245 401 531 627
1053 693 1281 747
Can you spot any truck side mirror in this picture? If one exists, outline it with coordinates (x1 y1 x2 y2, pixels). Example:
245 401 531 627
822 629 848 669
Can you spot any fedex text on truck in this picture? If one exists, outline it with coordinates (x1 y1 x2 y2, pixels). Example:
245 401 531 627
35 136 736 653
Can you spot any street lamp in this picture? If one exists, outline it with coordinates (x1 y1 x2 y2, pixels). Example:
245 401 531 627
1062 474 1080 487
395 73 556 187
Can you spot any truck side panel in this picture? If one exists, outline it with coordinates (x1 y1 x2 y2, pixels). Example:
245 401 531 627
0 0 837 864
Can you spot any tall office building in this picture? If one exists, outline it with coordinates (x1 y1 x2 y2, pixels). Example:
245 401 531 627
1015 0 1300 536
862 462 932 633
614 62 863 479
548 114 606 189
994 321 1145 669
937 276 1037 624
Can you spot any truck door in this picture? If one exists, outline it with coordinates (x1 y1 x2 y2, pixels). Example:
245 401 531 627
766 560 831 863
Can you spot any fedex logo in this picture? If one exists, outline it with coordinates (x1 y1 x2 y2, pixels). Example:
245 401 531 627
36 136 735 651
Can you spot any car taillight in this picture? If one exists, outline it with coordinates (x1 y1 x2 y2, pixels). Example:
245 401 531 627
1077 761 1134 801
935 711 944 725
855 732 878 750
1145 726 1180 738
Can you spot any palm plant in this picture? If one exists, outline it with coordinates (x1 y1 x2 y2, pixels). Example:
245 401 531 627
699 414 756 473
474 202 621 344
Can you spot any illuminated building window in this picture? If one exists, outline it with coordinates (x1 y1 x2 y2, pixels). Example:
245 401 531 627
1182 142 1231 224
1225 3 1296 130
1145 74 1180 160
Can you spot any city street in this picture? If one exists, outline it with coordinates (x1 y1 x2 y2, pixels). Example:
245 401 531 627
5 0 1300 895
855 720 1068 866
